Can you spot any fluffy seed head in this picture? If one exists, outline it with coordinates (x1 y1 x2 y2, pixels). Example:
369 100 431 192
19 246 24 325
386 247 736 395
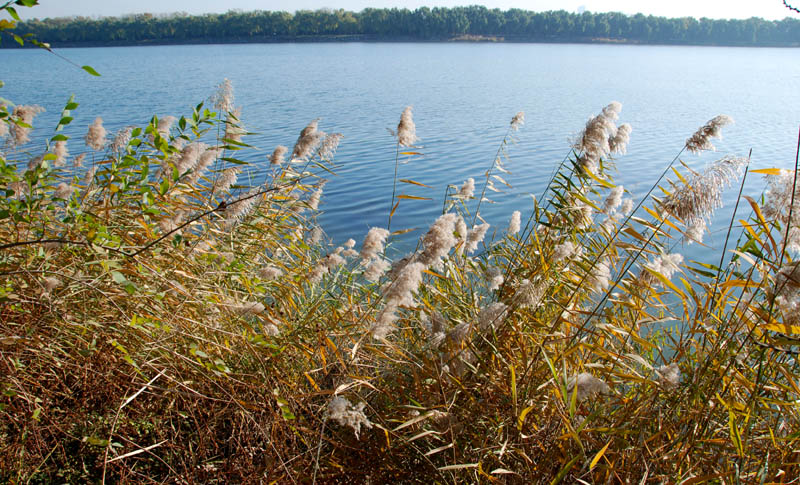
85 117 107 151
507 210 521 235
175 142 206 175
42 276 62 293
73 153 86 168
685 115 733 154
487 266 504 291
224 108 245 143
156 116 176 137
223 188 259 228
567 372 610 402
306 187 323 211
685 219 707 244
212 167 240 194
186 148 219 186
318 133 343 160
360 227 390 262
655 363 680 388
645 253 683 281
11 105 44 146
609 123 632 155
510 111 525 131
258 265 283 281
363 258 390 282
620 198 634 216
458 178 475 199
53 182 74 200
53 140 69 167
212 78 234 113
574 101 622 174
327 396 373 439
478 302 508 331
110 126 134 154
229 300 265 315
292 119 323 160
465 223 490 254
397 106 418 147
514 279 545 309
270 145 288 166
586 260 611 293
604 185 624 213
418 213 459 267
553 241 580 263
662 156 747 224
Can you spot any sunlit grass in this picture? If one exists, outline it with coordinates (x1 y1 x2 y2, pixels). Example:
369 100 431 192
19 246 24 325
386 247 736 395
0 82 798 483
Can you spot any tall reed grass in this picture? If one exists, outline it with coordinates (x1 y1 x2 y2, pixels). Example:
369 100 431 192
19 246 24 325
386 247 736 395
1 77 799 483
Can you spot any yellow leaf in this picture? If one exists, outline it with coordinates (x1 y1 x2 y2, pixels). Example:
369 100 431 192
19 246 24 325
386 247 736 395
590 440 611 470
583 168 614 188
399 178 432 188
422 269 445 279
399 151 423 156
671 166 688 184
303 372 320 391
389 201 399 218
517 406 534 431
762 323 800 334
743 195 778 254
642 205 681 232
721 279 758 290
391 227 417 236
397 194 432 200
493 174 512 187
623 227 647 243
751 168 783 175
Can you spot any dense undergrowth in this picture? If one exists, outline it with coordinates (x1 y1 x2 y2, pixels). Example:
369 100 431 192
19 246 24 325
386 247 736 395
2 8 800 485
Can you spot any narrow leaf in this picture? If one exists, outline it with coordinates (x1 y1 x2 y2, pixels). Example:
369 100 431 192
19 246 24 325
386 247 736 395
81 65 101 77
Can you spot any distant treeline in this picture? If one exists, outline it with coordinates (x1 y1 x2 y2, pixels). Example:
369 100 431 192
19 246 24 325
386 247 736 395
5 6 800 47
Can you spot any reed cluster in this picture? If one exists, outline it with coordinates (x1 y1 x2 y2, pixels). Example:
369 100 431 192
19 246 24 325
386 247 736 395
0 79 798 483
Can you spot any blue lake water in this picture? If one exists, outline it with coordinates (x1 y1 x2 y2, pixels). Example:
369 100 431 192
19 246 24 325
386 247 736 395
2 42 799 262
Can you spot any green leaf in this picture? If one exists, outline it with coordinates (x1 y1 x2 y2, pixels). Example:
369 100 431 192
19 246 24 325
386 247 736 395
111 271 127 285
13 34 23 46
58 116 73 126
50 134 69 142
81 65 101 77
6 7 20 21
86 436 109 447
15 0 40 7
550 455 580 485
280 406 296 420
220 157 249 165
65 102 79 110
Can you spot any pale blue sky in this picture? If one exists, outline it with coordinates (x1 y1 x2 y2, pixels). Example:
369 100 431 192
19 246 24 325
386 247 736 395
14 0 797 20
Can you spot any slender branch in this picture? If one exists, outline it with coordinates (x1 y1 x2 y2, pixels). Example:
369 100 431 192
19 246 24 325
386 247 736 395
128 179 301 258
388 143 400 231
0 238 128 255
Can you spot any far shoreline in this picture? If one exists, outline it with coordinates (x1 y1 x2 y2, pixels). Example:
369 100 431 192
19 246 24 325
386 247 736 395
3 34 799 49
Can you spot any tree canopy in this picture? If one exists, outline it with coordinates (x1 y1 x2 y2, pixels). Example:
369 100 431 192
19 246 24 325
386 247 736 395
4 6 800 47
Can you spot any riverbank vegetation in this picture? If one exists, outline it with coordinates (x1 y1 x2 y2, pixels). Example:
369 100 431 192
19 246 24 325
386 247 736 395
4 5 800 48
2 4 800 484
3 78 800 482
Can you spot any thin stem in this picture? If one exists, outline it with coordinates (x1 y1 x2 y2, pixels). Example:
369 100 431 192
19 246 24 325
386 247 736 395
388 143 400 232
